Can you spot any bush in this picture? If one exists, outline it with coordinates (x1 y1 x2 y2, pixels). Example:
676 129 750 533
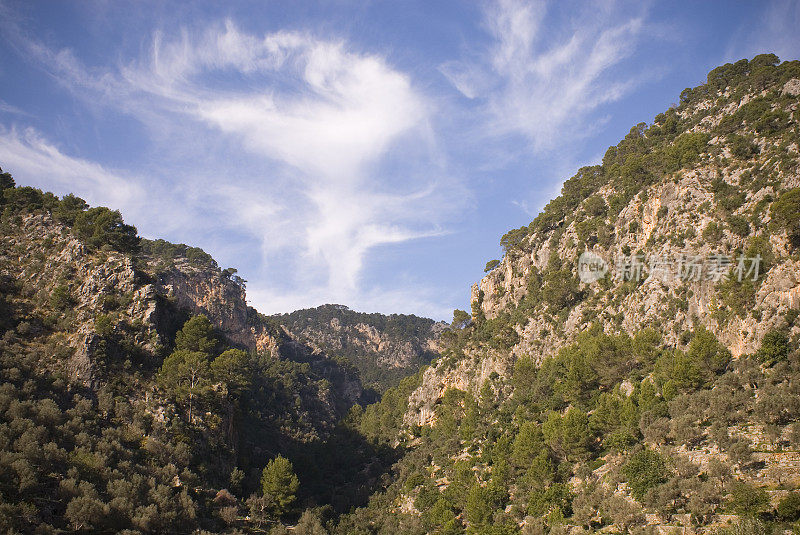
729 134 759 160
664 132 710 171
50 285 74 310
485 259 501 272
712 179 746 212
94 314 114 337
703 222 724 241
73 207 140 253
730 481 770 517
583 195 607 217
688 326 732 380
0 168 15 200
756 330 790 365
716 518 772 535
728 215 750 237
623 449 669 500
54 194 89 225
778 492 800 522
771 188 800 246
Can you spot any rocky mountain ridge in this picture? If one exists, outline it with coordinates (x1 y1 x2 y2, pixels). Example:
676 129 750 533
273 304 445 392
0 179 440 532
2 54 800 535
407 60 800 426
332 55 800 535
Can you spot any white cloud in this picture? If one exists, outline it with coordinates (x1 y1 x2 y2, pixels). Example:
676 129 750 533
2 18 465 316
725 0 800 63
0 100 28 116
123 22 451 296
441 0 647 152
0 126 145 215
124 23 428 181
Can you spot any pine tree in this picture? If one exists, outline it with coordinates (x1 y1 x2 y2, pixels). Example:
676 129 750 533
261 455 300 519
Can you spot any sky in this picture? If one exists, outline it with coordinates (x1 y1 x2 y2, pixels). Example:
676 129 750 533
1 1 799 321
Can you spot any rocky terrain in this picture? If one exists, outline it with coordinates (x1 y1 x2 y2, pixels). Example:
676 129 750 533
337 54 800 535
1 54 800 535
0 183 438 532
407 58 800 425
273 304 444 392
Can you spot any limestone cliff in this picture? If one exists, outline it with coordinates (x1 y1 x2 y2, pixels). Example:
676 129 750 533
273 304 444 391
388 58 800 533
406 67 800 426
0 211 367 424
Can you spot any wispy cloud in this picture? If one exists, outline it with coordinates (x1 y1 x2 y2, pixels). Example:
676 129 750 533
725 0 800 63
440 0 648 152
0 100 29 116
0 17 465 317
0 126 145 215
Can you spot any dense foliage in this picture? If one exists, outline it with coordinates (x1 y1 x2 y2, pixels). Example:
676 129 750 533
273 304 439 392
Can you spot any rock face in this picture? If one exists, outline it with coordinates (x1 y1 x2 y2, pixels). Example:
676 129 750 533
357 57 800 535
2 213 161 387
1 209 450 425
273 304 444 391
0 214 369 418
145 255 281 355
405 66 800 427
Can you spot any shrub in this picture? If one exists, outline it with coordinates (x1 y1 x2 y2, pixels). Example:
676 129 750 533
728 215 750 237
623 449 669 500
664 132 710 172
485 259 501 272
703 222 724 241
771 188 800 246
777 492 800 522
712 179 746 212
729 481 769 517
756 330 790 365
729 134 759 160
94 314 114 337
584 195 608 217
73 207 140 253
688 326 732 379
50 285 74 310
54 194 89 225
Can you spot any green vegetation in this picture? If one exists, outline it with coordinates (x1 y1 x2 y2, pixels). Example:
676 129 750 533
272 304 439 392
3 52 800 534
1 169 140 254
142 238 218 271
260 455 300 518
757 329 790 365
338 315 799 533
623 449 669 500
771 187 800 246
499 55 800 256
777 492 800 522
73 207 140 253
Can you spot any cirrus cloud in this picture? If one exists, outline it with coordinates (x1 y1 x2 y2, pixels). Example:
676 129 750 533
0 16 466 317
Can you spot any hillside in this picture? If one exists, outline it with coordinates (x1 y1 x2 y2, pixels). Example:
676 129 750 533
272 304 444 392
0 182 428 532
1 53 800 535
335 54 800 535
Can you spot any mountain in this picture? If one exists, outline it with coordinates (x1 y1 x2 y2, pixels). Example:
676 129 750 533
335 54 800 534
2 53 800 535
0 184 433 532
272 304 445 392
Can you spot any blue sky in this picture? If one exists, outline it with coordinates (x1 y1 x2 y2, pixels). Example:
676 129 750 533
1 1 799 321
